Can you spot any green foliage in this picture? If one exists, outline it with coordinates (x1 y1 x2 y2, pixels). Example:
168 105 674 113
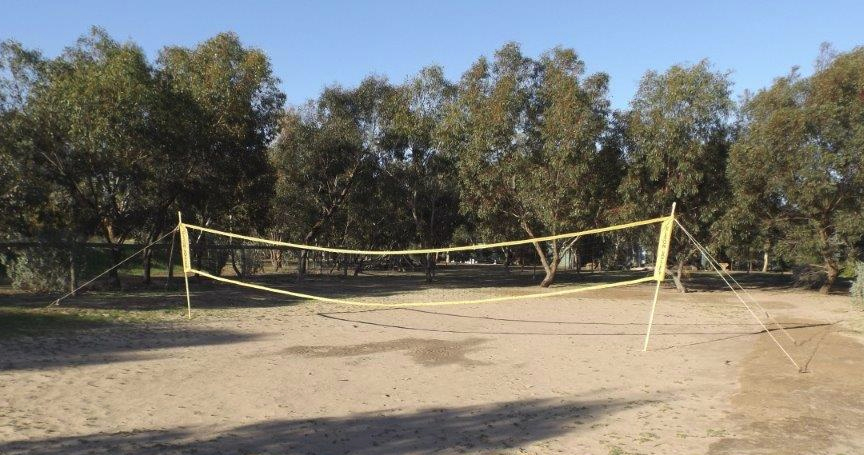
1 28 284 287
618 60 733 261
270 78 394 245
852 262 864 310
380 67 461 279
1 247 70 293
159 32 284 233
21 28 172 241
442 43 615 286
384 66 461 248
728 46 864 293
268 69 464 282
3 27 863 299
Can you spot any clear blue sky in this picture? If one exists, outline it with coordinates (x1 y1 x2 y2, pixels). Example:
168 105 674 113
2 0 861 109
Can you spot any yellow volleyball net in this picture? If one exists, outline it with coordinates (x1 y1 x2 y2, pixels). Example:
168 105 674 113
177 208 675 317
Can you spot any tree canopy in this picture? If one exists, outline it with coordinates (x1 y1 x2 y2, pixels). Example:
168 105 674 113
442 43 615 287
727 46 864 292
2 28 861 293
617 60 735 291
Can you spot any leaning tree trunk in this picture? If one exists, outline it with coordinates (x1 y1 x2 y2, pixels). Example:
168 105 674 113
142 245 153 284
527 240 556 288
539 259 559 288
229 249 243 279
762 251 769 273
670 261 688 293
522 222 559 288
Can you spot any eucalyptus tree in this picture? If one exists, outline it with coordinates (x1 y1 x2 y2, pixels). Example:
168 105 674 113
0 40 45 239
1 29 178 286
269 77 398 277
618 60 734 292
728 46 864 293
382 66 461 281
158 32 284 235
443 44 614 287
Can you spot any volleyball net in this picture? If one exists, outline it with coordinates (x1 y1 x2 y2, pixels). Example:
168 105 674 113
176 213 676 311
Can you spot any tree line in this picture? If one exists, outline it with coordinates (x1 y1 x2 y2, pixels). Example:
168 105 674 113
1 28 862 294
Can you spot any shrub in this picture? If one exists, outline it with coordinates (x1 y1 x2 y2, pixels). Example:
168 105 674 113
195 240 229 276
851 261 864 311
792 265 827 290
0 247 71 293
231 248 264 277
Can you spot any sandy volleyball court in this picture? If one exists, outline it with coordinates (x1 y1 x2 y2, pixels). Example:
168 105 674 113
1 274 862 454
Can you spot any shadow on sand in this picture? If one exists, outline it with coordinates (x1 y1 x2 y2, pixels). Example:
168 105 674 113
0 266 655 311
0 395 658 455
3 267 845 314
0 316 260 371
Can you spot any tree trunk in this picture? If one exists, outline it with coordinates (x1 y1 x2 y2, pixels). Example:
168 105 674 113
143 230 156 285
762 251 769 273
108 245 122 289
671 261 687 293
539 259 558 288
817 224 838 294
166 235 175 289
522 222 558 287
528 240 554 287
142 246 153 284
101 221 123 288
297 250 308 281
69 248 78 297
820 260 839 294
424 253 435 283
271 250 283 271
230 249 242 278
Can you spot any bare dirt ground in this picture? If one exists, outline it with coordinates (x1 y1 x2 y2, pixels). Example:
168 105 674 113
0 268 862 454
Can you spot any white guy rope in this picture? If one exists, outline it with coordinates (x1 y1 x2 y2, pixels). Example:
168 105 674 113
675 219 800 371
674 220 796 344
47 228 178 308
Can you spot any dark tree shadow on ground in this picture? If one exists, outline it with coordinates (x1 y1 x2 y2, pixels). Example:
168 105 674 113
0 318 260 371
682 271 850 294
0 267 847 314
0 267 656 311
0 395 657 455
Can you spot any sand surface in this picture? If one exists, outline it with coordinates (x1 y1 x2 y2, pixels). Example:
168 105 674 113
1 277 862 454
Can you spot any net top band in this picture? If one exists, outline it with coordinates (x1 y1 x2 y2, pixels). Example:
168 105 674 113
180 215 670 256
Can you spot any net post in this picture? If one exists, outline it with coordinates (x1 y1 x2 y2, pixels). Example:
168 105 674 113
178 211 192 320
643 202 676 351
